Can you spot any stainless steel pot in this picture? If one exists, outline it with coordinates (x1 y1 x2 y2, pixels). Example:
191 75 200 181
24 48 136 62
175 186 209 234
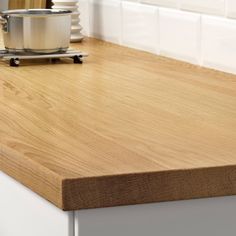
0 9 72 53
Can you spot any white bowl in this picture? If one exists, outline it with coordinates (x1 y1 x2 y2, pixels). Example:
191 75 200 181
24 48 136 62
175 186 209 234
71 27 82 34
52 5 78 11
53 0 77 5
71 25 83 30
71 12 80 19
72 19 80 24
71 37 84 43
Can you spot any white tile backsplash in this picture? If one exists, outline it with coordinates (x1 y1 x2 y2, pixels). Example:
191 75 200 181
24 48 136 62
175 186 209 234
160 8 201 64
89 0 121 43
140 0 179 8
180 0 225 16
227 0 236 19
80 0 90 36
202 16 236 74
80 0 236 75
121 2 159 53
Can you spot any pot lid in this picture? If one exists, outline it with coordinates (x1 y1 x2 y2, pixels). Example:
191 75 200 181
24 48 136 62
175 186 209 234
1 9 72 17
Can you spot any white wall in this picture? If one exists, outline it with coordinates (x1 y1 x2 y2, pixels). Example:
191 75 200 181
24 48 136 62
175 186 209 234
0 0 8 11
79 0 236 75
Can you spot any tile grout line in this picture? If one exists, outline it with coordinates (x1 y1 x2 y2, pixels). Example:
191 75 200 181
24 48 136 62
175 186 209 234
86 0 236 75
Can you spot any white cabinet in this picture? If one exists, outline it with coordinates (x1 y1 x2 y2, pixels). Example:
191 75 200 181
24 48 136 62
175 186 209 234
74 196 236 236
0 171 73 236
1 171 236 236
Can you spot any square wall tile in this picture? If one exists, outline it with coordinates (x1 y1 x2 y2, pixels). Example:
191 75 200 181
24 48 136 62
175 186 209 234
80 0 90 36
122 0 139 2
202 16 236 74
121 2 159 53
90 0 121 43
159 8 201 64
140 0 179 8
227 0 236 18
180 0 225 16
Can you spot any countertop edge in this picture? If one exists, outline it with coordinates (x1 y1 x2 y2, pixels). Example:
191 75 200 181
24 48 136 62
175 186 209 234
61 165 236 211
1 143 236 211
0 144 64 209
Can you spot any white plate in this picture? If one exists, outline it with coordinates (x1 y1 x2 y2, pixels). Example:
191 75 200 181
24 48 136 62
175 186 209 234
53 0 77 5
70 34 84 42
70 38 84 43
71 18 80 24
53 2 77 6
71 28 82 33
52 5 78 11
71 25 83 30
72 19 80 24
53 0 77 2
71 33 84 37
71 12 80 19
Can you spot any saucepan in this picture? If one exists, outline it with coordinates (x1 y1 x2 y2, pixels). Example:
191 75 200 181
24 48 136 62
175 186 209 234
0 9 72 53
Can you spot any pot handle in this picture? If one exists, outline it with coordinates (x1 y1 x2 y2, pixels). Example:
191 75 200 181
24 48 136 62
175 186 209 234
0 15 9 33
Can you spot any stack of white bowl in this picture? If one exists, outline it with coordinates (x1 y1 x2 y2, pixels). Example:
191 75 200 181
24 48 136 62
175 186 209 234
52 0 84 42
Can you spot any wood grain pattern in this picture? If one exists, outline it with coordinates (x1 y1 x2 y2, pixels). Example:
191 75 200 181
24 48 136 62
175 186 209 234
9 0 46 9
0 35 236 210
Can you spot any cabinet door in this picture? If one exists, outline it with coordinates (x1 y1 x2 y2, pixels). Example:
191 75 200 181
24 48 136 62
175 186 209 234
0 171 74 236
74 196 236 236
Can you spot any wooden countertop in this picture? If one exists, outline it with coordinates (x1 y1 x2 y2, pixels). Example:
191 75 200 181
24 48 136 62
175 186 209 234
0 38 236 211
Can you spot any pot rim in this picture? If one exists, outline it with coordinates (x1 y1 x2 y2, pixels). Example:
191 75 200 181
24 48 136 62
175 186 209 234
0 9 72 17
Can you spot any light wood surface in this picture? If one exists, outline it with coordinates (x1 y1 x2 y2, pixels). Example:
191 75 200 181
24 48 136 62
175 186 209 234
0 34 236 210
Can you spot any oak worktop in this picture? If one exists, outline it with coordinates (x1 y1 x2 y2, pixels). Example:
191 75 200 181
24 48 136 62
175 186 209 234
0 38 236 210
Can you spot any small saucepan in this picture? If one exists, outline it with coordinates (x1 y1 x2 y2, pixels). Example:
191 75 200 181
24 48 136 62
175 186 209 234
0 9 72 54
